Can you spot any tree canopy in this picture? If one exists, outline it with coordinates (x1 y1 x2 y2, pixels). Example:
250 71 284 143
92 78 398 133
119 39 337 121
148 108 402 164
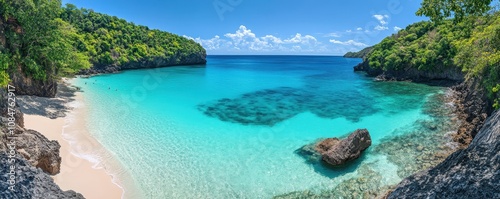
60 4 205 67
416 0 494 22
0 0 90 86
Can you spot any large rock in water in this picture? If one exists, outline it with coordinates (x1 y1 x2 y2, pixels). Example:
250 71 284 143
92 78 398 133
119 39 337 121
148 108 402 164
0 153 84 199
296 129 372 166
321 129 372 166
388 110 500 199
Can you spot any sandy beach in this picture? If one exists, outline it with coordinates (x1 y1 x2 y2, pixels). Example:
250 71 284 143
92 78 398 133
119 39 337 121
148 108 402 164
19 82 123 199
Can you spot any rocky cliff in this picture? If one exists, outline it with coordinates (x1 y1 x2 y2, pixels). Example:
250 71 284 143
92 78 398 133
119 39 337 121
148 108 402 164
9 71 58 98
79 51 207 75
354 60 464 82
388 110 500 199
0 153 84 199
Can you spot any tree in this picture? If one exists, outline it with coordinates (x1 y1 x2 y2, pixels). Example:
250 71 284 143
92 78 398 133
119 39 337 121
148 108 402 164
416 0 493 22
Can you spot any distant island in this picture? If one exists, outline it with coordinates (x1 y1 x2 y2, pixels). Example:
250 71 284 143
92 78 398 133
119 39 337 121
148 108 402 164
343 46 373 59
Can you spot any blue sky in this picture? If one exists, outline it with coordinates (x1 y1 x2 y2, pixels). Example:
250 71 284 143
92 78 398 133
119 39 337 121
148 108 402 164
63 0 427 55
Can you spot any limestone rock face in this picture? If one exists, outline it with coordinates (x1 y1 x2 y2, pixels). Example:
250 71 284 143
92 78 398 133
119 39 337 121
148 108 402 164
0 153 84 199
452 78 492 146
10 129 62 175
353 59 464 82
321 129 372 166
388 110 500 199
79 51 207 75
9 71 58 98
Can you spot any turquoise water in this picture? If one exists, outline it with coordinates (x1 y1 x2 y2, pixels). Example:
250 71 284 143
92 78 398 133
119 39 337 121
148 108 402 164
72 56 450 198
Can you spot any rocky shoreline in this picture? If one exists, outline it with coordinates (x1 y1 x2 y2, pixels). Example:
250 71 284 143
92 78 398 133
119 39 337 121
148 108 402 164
78 52 207 75
351 61 498 198
354 58 492 148
0 88 85 198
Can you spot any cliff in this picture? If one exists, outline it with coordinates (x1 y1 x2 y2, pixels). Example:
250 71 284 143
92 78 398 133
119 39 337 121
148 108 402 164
79 51 207 75
353 59 464 82
0 153 84 199
388 110 500 198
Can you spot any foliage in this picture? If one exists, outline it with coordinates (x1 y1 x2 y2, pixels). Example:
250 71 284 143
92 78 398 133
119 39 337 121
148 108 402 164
0 0 90 87
455 13 500 109
367 21 463 72
60 4 205 67
416 0 494 23
366 3 500 108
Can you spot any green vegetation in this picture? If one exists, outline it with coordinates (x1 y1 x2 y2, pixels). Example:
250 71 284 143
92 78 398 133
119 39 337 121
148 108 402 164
0 0 90 87
0 0 205 88
364 1 500 108
343 46 373 59
60 4 205 67
417 0 493 22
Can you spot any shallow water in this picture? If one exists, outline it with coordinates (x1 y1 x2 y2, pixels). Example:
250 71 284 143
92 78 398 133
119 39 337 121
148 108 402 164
71 56 455 198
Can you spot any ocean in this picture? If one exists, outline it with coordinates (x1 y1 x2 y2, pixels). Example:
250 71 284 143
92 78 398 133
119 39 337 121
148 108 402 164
70 55 455 198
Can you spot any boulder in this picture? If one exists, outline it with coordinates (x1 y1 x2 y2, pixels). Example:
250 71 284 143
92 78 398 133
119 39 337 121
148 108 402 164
296 129 372 166
10 129 62 175
321 129 372 166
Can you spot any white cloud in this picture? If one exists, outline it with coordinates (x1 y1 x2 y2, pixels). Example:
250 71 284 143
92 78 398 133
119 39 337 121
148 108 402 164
394 26 403 31
375 25 389 31
329 39 368 47
185 25 330 54
373 14 390 31
373 14 389 25
183 35 230 50
284 33 318 45
261 35 283 44
356 27 363 31
346 30 352 33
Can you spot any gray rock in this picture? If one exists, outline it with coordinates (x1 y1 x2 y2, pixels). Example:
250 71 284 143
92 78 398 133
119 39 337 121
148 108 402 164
0 153 84 199
9 69 58 97
353 59 464 82
388 110 500 199
322 129 372 166
10 129 62 175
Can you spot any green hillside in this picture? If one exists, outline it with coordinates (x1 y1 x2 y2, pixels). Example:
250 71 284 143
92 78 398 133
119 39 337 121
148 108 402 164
0 0 205 90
